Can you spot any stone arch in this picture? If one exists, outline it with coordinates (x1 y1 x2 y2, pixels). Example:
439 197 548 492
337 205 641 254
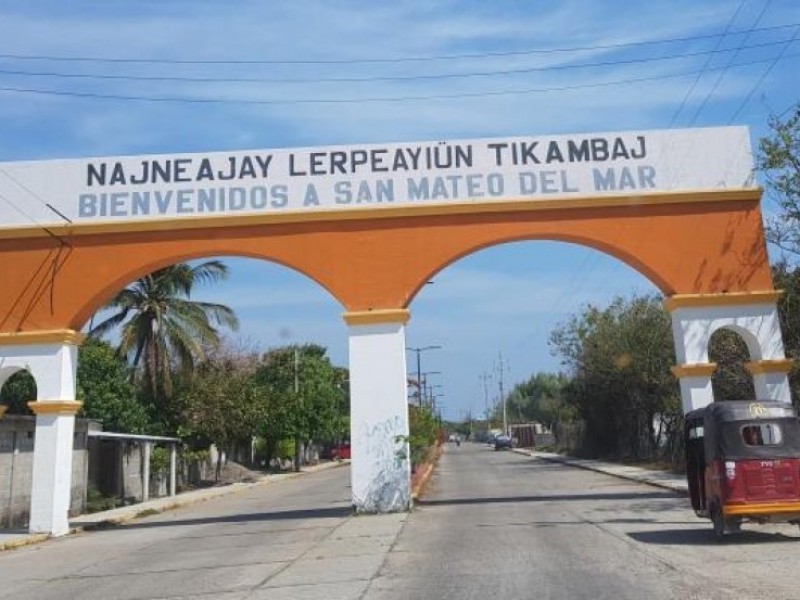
0 342 79 401
669 301 784 365
405 232 665 307
668 293 792 411
0 191 775 335
69 250 346 333
710 323 762 360
0 129 783 535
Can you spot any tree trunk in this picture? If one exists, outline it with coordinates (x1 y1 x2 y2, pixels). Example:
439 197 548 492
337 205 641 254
215 450 223 482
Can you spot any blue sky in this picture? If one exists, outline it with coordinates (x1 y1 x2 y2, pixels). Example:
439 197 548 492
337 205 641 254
0 1 798 420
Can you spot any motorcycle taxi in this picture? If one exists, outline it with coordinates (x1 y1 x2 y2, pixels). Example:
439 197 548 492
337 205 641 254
684 400 800 539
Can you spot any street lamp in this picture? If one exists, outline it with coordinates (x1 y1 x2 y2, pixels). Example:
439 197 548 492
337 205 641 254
427 384 443 408
406 345 442 406
420 371 441 408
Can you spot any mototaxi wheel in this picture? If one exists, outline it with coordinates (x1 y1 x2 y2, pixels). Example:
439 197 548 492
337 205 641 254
727 517 742 533
711 505 725 541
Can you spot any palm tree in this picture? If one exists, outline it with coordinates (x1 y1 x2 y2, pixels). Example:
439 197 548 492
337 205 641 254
89 260 239 396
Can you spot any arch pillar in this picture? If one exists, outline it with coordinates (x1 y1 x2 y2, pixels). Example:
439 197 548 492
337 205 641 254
666 291 789 413
344 309 411 514
745 359 794 404
0 329 84 536
670 363 717 414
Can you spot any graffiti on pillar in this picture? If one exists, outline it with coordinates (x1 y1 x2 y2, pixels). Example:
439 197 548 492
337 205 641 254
355 415 410 513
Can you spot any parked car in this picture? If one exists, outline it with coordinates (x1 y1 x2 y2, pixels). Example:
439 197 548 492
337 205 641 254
494 435 513 450
331 442 351 460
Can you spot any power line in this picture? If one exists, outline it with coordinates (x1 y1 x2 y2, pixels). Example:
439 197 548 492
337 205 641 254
688 0 773 126
668 0 746 127
0 166 73 245
0 188 70 246
0 39 791 85
728 25 800 123
0 51 797 106
0 22 796 66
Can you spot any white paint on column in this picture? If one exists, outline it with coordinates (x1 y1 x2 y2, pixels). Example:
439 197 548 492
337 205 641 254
169 444 177 497
0 343 78 400
671 303 784 364
678 376 715 413
29 413 76 535
348 321 411 513
752 372 792 404
142 442 151 502
670 301 791 413
0 342 79 535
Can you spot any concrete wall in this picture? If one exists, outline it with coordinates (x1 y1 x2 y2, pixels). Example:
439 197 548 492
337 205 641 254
88 439 144 503
0 415 89 529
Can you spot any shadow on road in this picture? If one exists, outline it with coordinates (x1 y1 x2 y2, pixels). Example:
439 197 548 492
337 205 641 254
416 490 677 507
87 505 352 531
628 528 800 546
473 518 694 528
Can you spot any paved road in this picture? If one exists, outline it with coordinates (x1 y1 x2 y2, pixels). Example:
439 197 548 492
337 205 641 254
3 446 800 599
365 443 800 600
0 464 402 600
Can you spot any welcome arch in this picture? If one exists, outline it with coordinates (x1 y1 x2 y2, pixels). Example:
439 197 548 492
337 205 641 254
0 126 790 535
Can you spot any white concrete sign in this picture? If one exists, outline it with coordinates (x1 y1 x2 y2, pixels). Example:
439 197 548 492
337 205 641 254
0 126 755 229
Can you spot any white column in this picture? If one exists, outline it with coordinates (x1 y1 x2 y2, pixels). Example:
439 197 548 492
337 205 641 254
28 403 81 535
345 310 411 514
0 330 84 536
746 360 794 404
169 443 177 497
141 442 151 502
666 292 789 412
672 365 716 413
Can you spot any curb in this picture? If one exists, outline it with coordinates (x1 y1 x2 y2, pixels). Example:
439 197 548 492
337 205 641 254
1 459 349 552
0 533 50 553
512 448 688 495
411 444 444 501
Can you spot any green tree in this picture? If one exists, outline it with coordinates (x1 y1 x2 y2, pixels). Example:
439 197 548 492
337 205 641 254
758 102 800 255
708 329 756 402
549 295 680 459
255 344 347 470
408 405 442 467
89 260 239 399
176 355 267 480
774 262 800 406
77 339 151 433
499 372 572 430
0 369 36 414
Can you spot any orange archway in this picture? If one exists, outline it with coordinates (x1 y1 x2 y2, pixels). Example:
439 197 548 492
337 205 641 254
1 125 790 535
0 189 772 334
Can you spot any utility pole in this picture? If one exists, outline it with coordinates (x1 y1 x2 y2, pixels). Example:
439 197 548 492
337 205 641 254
480 373 491 423
406 346 442 407
497 353 508 436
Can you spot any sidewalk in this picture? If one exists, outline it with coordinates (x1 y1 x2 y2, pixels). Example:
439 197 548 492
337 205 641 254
513 448 688 494
0 459 349 552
